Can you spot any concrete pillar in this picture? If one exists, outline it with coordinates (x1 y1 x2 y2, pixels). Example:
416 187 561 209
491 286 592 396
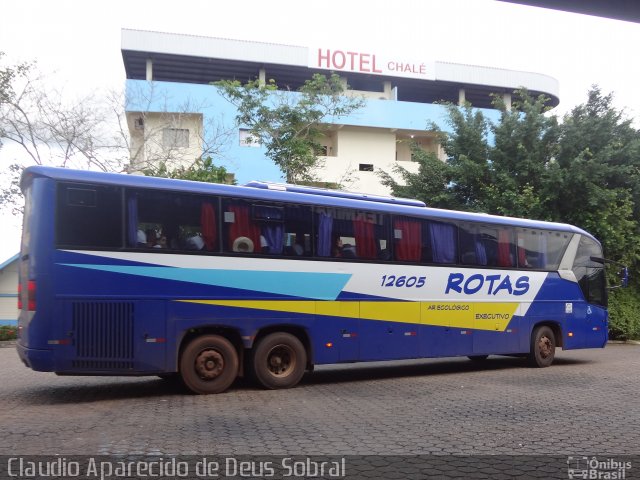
503 92 512 111
146 59 153 81
259 68 266 86
383 81 392 99
458 88 466 105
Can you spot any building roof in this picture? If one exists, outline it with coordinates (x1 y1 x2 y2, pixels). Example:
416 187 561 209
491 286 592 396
121 29 559 109
0 254 19 271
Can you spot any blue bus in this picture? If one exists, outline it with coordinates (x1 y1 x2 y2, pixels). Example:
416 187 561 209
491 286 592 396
16 166 626 394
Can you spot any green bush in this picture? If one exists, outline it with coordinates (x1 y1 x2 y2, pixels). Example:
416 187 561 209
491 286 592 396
0 325 17 341
608 285 640 340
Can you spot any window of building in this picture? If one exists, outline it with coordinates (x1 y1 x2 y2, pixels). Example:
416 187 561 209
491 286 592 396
359 164 374 172
239 128 260 147
162 128 189 148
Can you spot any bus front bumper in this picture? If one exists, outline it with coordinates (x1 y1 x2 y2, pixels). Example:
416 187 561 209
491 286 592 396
16 342 54 372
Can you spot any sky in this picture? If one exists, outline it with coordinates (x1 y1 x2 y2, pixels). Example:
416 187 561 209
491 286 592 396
0 0 639 261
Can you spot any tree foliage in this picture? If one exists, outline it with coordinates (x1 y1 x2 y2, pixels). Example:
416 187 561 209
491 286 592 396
378 142 454 208
382 87 640 337
215 73 364 184
144 156 235 184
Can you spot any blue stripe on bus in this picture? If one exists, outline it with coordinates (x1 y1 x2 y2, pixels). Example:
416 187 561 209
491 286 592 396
60 264 352 301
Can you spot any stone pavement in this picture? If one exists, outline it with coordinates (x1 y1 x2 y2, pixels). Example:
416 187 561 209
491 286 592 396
1 343 638 458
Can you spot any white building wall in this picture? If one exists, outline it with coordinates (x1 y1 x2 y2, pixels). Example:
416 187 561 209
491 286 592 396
317 127 419 196
0 258 18 324
127 112 204 173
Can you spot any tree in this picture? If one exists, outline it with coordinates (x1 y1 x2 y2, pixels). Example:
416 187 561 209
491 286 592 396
121 82 233 176
215 73 364 184
486 90 560 219
0 55 235 212
0 54 124 172
438 102 492 211
554 87 640 266
378 141 454 208
145 156 235 184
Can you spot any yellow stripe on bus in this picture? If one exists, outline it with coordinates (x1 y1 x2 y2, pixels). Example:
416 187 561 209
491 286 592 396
178 300 519 332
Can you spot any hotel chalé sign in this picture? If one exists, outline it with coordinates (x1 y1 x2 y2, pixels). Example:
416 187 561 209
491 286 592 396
309 47 435 80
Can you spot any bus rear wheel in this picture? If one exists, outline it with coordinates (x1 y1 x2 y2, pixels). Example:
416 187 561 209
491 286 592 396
528 325 556 368
180 335 239 394
252 332 307 390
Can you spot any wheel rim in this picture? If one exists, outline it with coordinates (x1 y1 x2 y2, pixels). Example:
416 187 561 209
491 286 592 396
195 349 224 380
538 335 553 359
266 344 296 377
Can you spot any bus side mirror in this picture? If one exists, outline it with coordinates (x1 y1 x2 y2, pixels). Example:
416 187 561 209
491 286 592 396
590 256 629 289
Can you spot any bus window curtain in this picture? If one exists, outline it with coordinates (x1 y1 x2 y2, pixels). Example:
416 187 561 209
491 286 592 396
254 206 284 254
317 212 333 257
127 195 138 247
498 229 513 267
517 233 527 267
429 222 456 263
394 218 421 262
228 205 261 253
200 202 217 251
475 234 488 266
353 218 376 259
538 233 548 269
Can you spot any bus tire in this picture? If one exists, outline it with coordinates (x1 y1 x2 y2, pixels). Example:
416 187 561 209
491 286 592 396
528 325 556 368
180 335 239 394
252 332 307 390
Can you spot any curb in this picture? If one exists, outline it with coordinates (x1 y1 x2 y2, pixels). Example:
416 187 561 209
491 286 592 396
0 340 17 348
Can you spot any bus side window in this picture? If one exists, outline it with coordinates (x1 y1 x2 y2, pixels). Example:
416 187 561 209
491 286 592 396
127 190 217 253
459 223 488 266
283 205 312 257
57 183 123 249
222 200 262 254
316 207 388 261
572 237 607 307
425 220 457 264
393 216 422 263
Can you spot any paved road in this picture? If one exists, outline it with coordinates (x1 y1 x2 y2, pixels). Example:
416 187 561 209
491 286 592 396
1 344 638 478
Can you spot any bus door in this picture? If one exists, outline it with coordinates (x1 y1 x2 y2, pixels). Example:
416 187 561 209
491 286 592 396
571 237 609 348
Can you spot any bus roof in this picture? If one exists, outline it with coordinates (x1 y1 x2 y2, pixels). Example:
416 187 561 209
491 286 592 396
22 166 596 241
243 181 427 207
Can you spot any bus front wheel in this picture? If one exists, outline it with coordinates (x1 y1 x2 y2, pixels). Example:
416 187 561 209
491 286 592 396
528 326 556 368
252 332 307 390
180 335 239 394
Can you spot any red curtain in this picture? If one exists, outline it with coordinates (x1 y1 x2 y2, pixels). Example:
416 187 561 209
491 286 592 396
394 218 421 262
200 202 217 251
498 229 513 267
228 205 261 253
353 218 377 259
